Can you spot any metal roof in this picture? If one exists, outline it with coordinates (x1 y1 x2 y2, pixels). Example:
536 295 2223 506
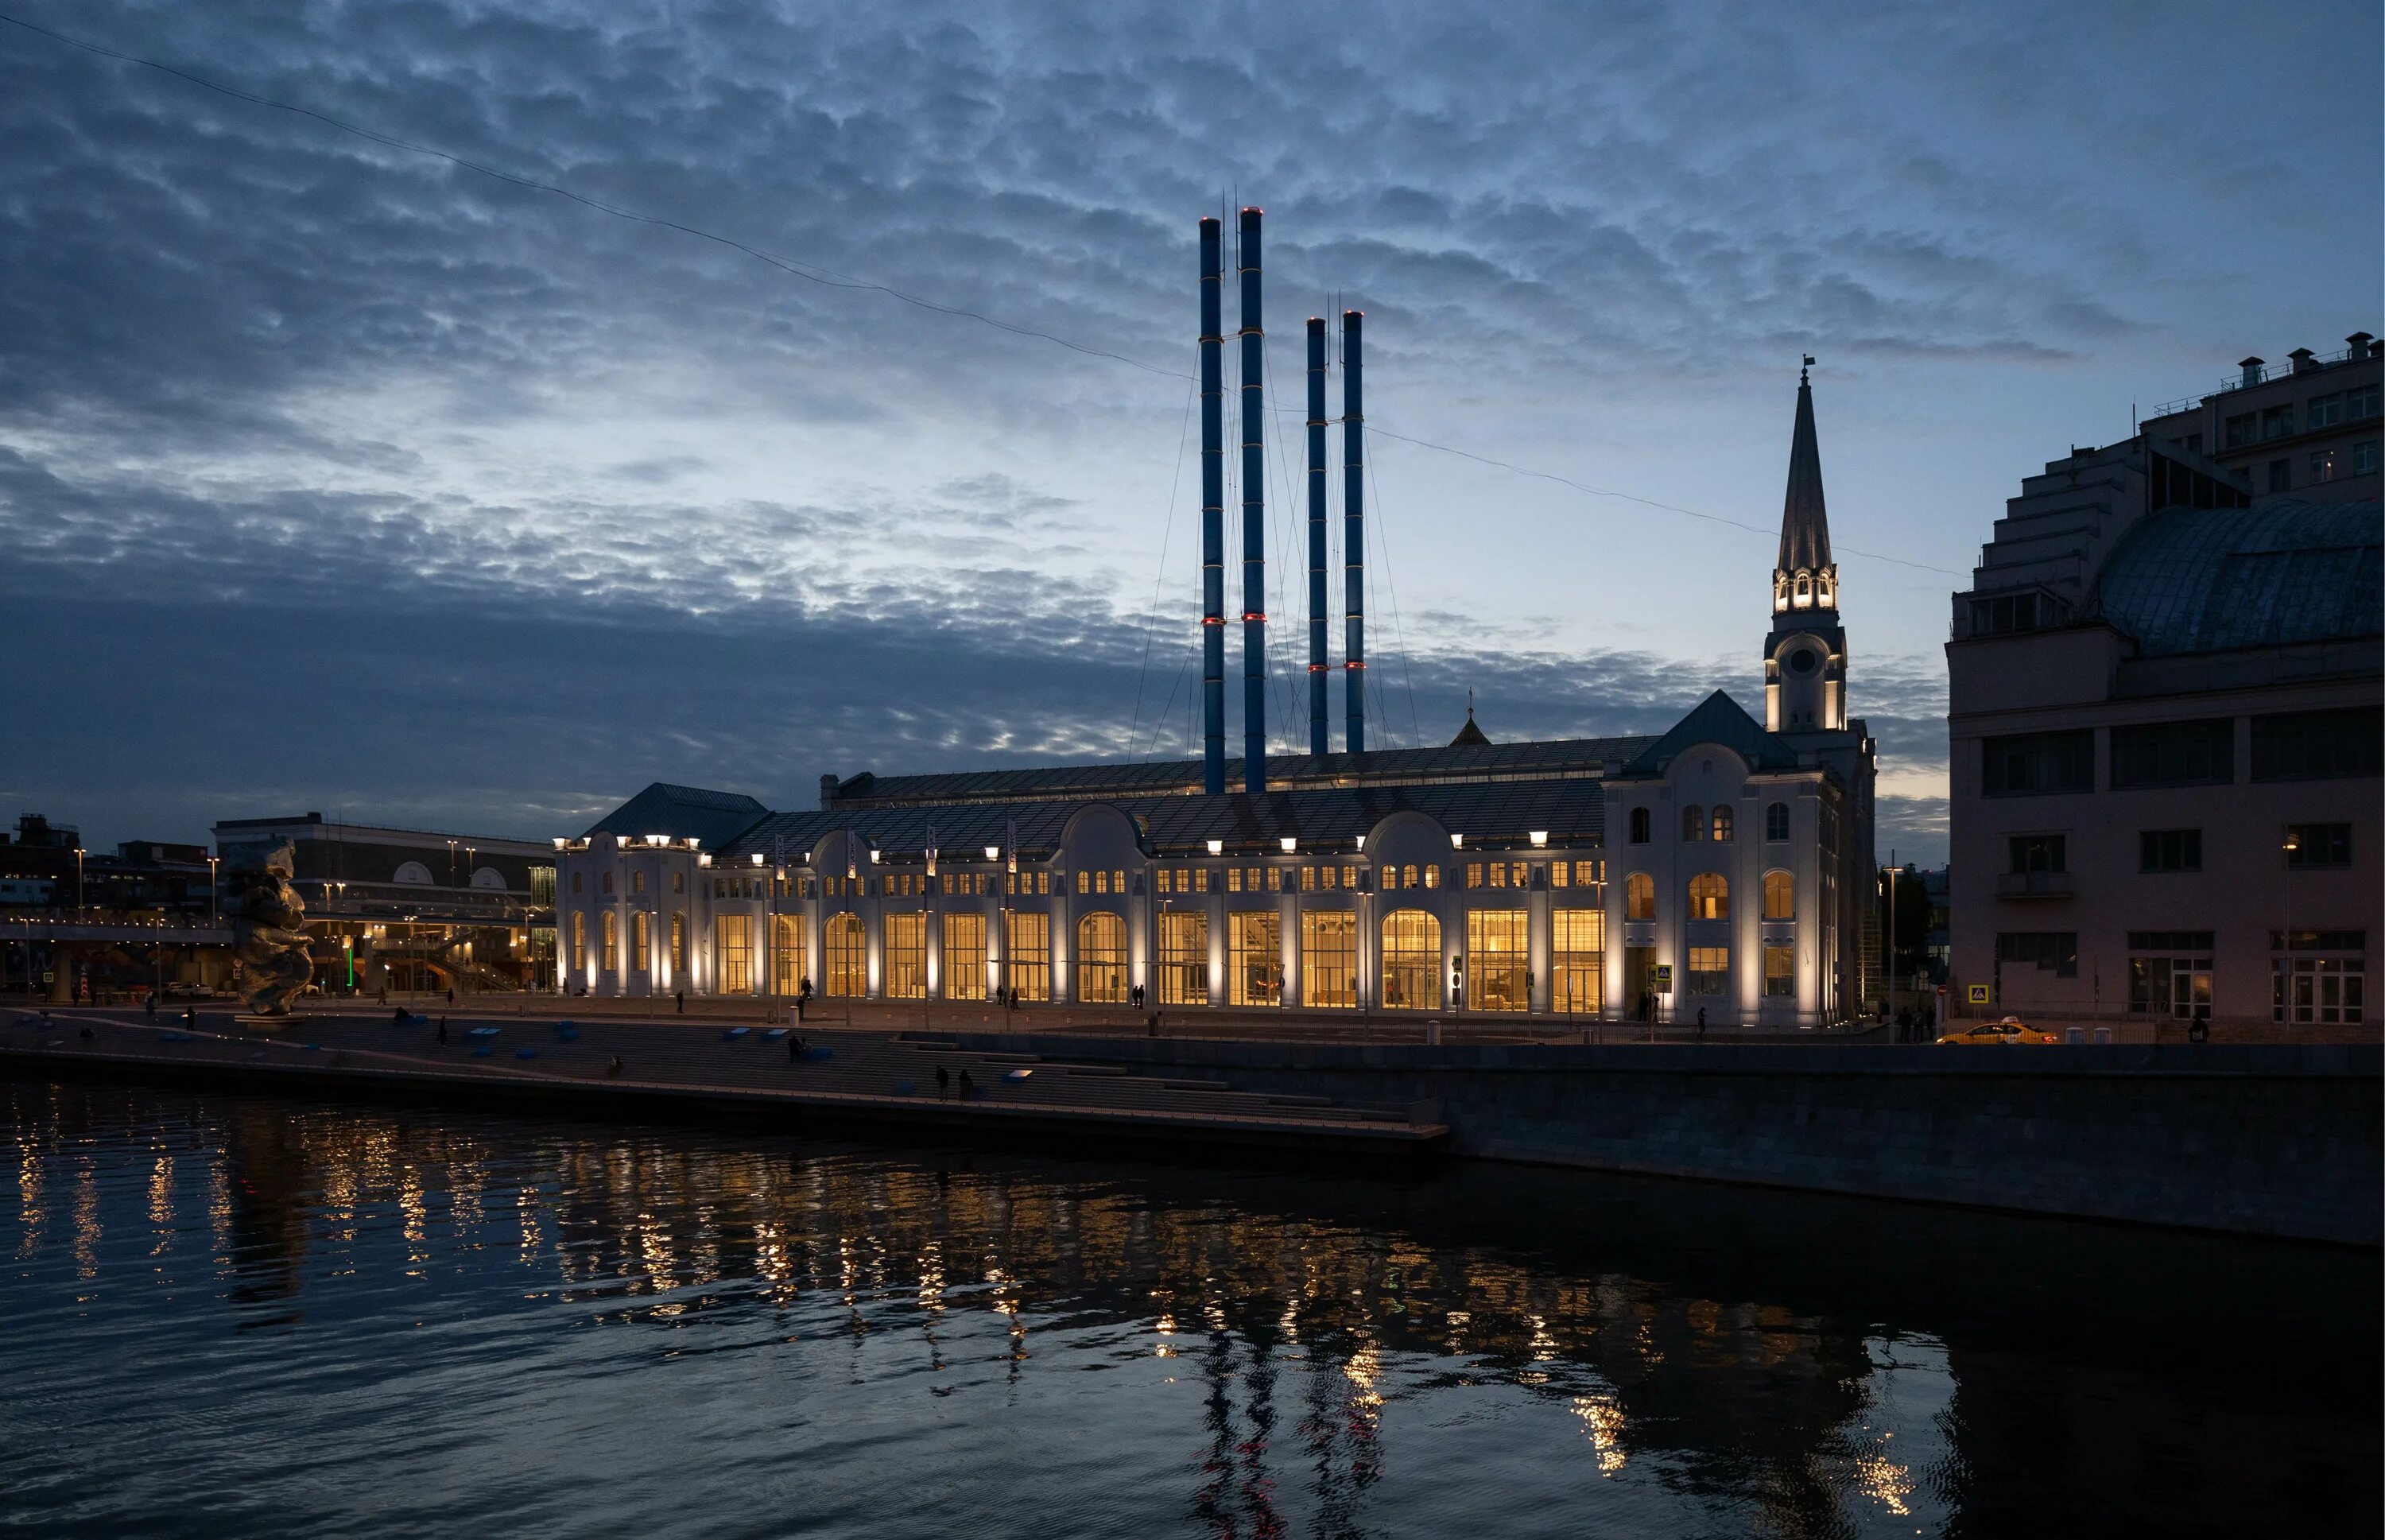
826 733 1655 809
2093 498 2382 657
719 777 1607 863
584 782 770 847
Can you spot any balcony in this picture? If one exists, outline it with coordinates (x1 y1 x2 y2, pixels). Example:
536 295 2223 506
1996 871 2075 899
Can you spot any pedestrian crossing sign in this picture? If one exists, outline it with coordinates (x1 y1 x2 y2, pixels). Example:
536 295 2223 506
1967 984 1990 1005
1650 964 1673 991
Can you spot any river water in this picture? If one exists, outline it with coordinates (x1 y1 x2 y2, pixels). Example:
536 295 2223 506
2 1079 2375 1538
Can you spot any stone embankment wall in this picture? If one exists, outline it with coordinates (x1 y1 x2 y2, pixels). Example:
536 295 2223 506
919 1034 2383 1246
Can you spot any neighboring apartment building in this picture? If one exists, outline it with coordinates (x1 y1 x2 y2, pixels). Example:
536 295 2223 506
1946 332 2380 1037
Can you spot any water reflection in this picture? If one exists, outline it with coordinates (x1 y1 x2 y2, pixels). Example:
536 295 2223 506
0 1079 2375 1539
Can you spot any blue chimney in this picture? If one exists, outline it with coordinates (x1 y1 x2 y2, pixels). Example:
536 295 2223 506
1239 208 1266 793
1342 308 1366 754
1199 217 1225 794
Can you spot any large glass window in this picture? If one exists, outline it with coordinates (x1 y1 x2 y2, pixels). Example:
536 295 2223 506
2111 719 2233 789
2252 708 2383 781
943 912 986 1000
772 915 800 995
1301 910 1357 1008
2127 935 2214 1020
1230 911 1282 1006
670 912 686 973
1686 945 1729 996
1551 908 1604 1014
1625 872 1654 921
1381 910 1441 1010
824 913 865 997
2274 956 2364 1025
2285 823 2352 869
1763 870 1794 921
1982 731 2093 796
716 914 753 994
1710 805 1734 842
1687 873 1729 921
601 910 618 972
884 913 926 999
1004 911 1051 1003
1765 801 1790 841
632 911 650 972
1996 931 2078 979
1158 911 1208 1006
1763 945 1794 998
2008 834 2066 874
1076 912 1128 1004
570 912 586 974
1467 910 1528 1011
1628 808 1650 844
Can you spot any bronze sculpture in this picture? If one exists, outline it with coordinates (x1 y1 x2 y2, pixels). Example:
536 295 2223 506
229 842 314 1017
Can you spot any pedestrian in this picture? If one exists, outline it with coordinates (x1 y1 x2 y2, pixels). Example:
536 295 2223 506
183 1007 196 1030
392 1006 407 1025
145 993 157 1018
1697 1005 1707 1039
675 990 685 1015
935 1064 950 1098
606 1054 624 1078
436 1018 449 1046
445 987 455 1007
788 1034 801 1063
957 1069 975 1099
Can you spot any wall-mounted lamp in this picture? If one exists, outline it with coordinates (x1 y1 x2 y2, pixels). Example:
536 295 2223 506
1280 836 1298 853
1529 831 1549 848
750 852 765 866
647 834 666 846
1207 839 1224 855
552 837 568 850
984 845 1002 860
869 849 882 863
698 853 713 867
1450 833 1465 848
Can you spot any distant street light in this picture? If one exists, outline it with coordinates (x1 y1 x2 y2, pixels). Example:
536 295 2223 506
73 846 85 920
207 855 219 929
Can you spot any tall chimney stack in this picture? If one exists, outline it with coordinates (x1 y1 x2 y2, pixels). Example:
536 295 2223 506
1342 309 1366 755
1198 218 1226 794
1305 316 1328 757
1239 207 1266 793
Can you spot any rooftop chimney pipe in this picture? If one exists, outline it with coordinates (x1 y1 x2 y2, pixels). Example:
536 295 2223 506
1342 309 1366 755
1239 207 1266 794
1199 217 1226 794
1306 316 1328 757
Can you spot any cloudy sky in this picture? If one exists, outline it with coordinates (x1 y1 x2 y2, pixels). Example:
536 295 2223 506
2 1 2376 865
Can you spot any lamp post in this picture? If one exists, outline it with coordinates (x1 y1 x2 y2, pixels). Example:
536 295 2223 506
447 838 459 890
73 847 85 920
207 855 219 930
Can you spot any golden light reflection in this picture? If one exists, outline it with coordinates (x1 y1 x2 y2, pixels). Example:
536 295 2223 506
1852 1434 1914 1518
1572 1393 1628 1476
72 1157 99 1281
17 1144 44 1259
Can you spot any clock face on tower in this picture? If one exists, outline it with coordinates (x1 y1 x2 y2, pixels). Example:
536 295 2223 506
1789 648 1817 675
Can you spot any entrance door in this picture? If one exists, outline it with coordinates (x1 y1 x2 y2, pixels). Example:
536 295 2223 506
1624 945 1656 1021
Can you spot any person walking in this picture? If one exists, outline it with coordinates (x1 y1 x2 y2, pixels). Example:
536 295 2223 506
675 990 684 1015
145 993 157 1019
1696 1005 1707 1040
788 1034 802 1064
436 1018 448 1046
935 1064 950 1099
445 987 455 1007
184 1006 196 1030
957 1069 975 1100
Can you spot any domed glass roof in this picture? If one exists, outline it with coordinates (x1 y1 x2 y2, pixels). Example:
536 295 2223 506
2093 498 2381 656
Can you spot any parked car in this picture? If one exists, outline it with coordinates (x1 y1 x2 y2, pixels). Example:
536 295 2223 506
1935 1017 2057 1045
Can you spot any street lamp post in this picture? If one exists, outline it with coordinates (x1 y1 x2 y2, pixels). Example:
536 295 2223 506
207 855 219 930
73 847 85 920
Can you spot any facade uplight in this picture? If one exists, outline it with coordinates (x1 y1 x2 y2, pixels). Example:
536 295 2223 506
750 852 765 866
984 846 1002 860
1280 836 1297 853
1207 839 1224 855
1529 831 1549 847
1451 833 1465 848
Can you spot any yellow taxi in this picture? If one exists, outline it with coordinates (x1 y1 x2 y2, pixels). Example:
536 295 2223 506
1934 1016 2058 1046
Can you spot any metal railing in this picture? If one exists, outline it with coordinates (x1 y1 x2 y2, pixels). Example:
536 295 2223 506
2147 343 2371 418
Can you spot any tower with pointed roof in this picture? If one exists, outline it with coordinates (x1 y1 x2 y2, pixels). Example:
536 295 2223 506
1766 359 1848 733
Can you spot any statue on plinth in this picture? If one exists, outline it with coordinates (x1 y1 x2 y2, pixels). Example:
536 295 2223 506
230 842 314 1018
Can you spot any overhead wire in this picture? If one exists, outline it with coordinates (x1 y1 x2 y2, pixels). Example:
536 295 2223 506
1126 357 1198 757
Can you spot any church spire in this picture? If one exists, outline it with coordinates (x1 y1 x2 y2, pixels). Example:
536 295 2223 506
1773 356 1837 615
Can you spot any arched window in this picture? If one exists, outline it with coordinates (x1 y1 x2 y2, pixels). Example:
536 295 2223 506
1625 872 1655 921
632 910 650 971
1681 805 1703 842
571 870 584 894
824 913 866 997
1765 801 1790 842
394 860 433 886
1381 910 1441 1010
1688 872 1729 921
671 912 686 972
1628 808 1650 844
631 870 646 894
570 911 586 973
1076 911 1127 1004
1763 870 1794 921
600 910 618 970
1710 805 1733 842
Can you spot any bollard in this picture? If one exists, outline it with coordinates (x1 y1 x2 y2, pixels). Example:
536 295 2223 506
1425 1020 1442 1046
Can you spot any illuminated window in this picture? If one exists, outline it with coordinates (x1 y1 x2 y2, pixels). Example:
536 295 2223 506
570 912 586 973
1423 864 1440 889
716 914 753 994
1550 862 1568 889
1466 909 1528 1011
1037 871 1050 896
1688 873 1729 920
1227 867 1244 893
1301 910 1356 1007
1266 867 1282 892
632 910 650 972
884 913 926 999
601 910 618 971
1766 801 1790 841
1686 945 1728 995
1076 871 1090 894
1005 911 1051 1002
1114 869 1126 894
1488 862 1505 889
1510 861 1528 888
1710 805 1733 842
1381 909 1441 1010
770 915 799 994
1158 911 1208 1006
1763 870 1794 921
1076 911 1127 1003
1629 808 1650 844
1381 866 1398 891
943 911 986 1000
1301 865 1317 892
1765 945 1794 998
1573 859 1604 891
1552 909 1604 1014
1230 910 1282 1006
824 914 865 998
1466 863 1483 888
1681 806 1703 842
1625 872 1654 921
1195 868 1209 893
